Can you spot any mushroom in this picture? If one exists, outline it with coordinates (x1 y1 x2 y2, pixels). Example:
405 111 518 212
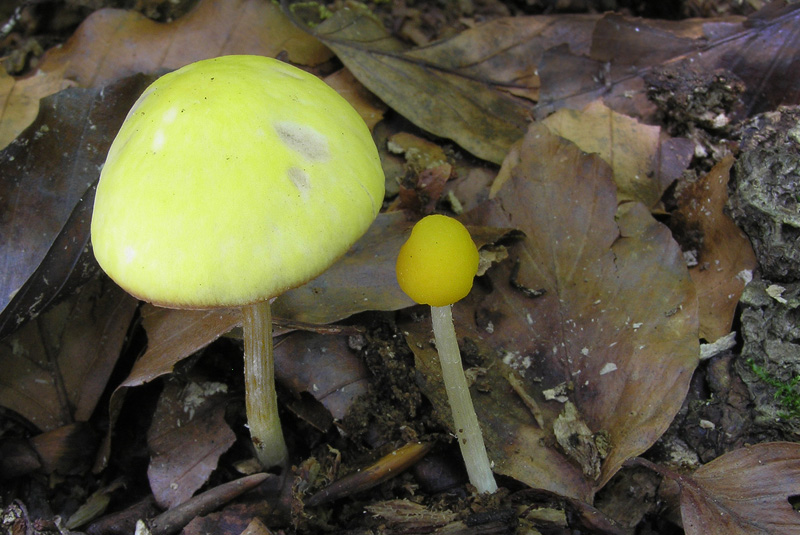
91 55 385 469
395 215 497 494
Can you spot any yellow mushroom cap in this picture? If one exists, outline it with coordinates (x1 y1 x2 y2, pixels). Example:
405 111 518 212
91 56 385 308
396 215 479 307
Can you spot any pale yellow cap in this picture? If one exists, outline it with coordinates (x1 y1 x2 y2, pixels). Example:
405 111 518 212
91 56 385 308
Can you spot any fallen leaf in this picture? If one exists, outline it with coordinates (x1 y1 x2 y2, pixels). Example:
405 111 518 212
679 442 800 534
538 5 800 120
30 422 96 475
38 0 331 88
93 303 240 469
323 69 387 131
272 212 415 324
0 65 74 150
675 155 757 340
412 123 698 499
275 331 370 421
541 101 693 207
400 15 598 103
306 5 533 163
0 74 155 340
121 306 241 389
147 380 236 510
0 279 137 432
300 3 800 165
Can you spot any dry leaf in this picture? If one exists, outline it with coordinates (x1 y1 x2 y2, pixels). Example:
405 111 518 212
541 101 693 207
0 65 74 150
0 74 155 340
412 123 698 499
307 6 532 163
38 0 331 88
121 306 241 389
30 422 96 475
273 213 514 324
301 3 799 165
676 156 757 340
679 442 800 534
275 331 370 421
323 69 386 131
272 212 415 324
0 280 137 432
400 15 598 103
147 380 235 510
538 5 800 120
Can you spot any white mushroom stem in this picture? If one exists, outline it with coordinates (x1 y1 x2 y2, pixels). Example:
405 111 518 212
242 301 289 469
430 305 497 494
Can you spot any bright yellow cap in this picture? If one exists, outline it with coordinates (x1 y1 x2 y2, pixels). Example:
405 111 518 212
91 56 385 308
396 215 479 307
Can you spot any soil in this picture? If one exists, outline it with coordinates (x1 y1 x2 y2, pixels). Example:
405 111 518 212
0 1 796 535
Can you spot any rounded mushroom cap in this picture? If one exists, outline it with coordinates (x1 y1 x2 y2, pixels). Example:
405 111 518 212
396 215 479 307
91 56 385 308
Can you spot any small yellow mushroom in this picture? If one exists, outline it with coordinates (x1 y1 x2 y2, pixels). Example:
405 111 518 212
396 215 497 494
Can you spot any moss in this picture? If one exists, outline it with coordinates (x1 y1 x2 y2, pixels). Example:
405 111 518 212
748 358 800 421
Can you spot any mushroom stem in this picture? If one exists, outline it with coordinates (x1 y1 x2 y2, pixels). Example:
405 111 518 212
430 305 497 494
242 301 288 469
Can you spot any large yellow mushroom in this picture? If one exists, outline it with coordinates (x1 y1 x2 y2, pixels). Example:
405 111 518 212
91 55 385 469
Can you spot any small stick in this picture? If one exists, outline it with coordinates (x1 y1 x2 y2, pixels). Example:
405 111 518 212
146 473 271 535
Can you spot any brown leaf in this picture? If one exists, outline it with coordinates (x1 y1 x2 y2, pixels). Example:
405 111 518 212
538 5 800 120
121 306 241 389
96 304 238 467
323 69 387 131
676 156 758 340
679 442 800 535
30 422 96 475
273 211 416 323
0 65 74 150
418 123 698 498
0 74 155 340
275 331 370 421
540 101 693 207
0 279 137 432
401 15 598 102
147 380 236 509
306 6 535 163
38 0 331 88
